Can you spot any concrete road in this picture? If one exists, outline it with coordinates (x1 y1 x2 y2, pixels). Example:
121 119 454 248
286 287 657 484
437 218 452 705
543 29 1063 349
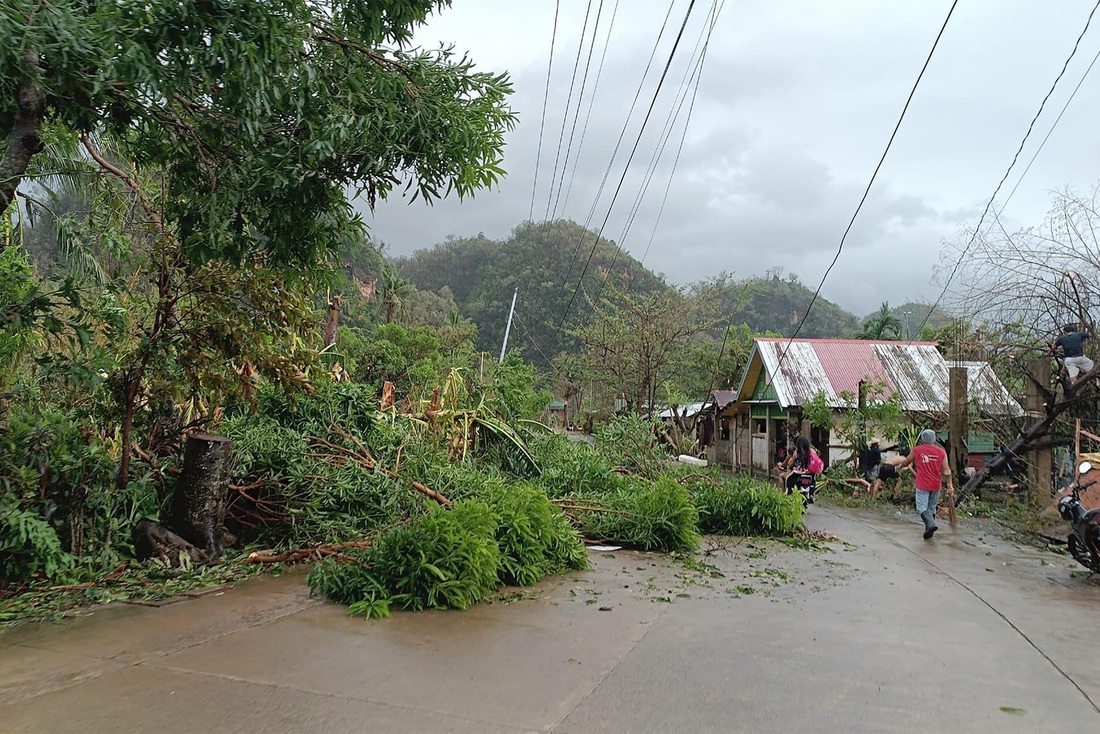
2 506 1099 733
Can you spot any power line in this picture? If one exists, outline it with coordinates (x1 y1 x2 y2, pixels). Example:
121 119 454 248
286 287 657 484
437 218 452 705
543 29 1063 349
1002 44 1100 213
550 0 609 220
559 0 622 215
543 0 595 222
553 1 679 304
529 1 561 220
774 0 958 364
557 0 700 331
584 0 721 311
912 0 1100 341
513 312 555 367
661 2 745 408
612 0 723 279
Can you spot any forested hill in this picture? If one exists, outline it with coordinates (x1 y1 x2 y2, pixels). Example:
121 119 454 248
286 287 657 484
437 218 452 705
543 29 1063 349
396 222 862 364
731 271 862 338
395 220 669 360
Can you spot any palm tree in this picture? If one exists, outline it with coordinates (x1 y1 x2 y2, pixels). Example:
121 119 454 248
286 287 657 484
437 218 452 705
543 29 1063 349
859 302 903 340
381 269 412 323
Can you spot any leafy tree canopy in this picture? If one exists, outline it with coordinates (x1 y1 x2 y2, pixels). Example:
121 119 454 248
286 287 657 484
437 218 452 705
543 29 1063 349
1 0 515 264
859 302 903 340
734 268 860 337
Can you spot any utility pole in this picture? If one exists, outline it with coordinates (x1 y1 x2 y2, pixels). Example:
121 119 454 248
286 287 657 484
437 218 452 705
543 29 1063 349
904 310 912 340
1025 357 1053 505
948 366 968 483
499 287 518 364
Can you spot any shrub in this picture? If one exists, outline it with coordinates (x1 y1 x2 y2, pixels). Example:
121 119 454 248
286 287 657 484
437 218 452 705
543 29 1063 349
0 398 140 579
307 500 502 616
0 506 75 585
593 415 670 478
530 433 623 498
477 482 587 585
691 476 804 536
578 477 700 553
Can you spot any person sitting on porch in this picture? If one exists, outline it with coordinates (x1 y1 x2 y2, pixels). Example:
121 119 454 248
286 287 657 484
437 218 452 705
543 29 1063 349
776 447 794 489
774 444 787 468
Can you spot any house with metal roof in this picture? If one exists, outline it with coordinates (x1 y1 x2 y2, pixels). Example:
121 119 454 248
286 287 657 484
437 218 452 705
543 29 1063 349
714 338 1024 473
646 391 740 461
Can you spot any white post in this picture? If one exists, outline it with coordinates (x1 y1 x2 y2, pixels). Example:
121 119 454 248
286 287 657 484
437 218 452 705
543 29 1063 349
499 288 518 363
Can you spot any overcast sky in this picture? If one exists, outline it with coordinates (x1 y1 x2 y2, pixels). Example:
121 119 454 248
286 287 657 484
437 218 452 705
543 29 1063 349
362 0 1100 318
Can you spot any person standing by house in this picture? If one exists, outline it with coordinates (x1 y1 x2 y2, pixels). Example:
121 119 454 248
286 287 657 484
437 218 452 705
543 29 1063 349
893 429 954 539
1050 323 1094 387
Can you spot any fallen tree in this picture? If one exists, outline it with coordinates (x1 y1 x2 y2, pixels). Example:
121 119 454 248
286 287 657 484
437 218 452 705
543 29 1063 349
955 364 1100 504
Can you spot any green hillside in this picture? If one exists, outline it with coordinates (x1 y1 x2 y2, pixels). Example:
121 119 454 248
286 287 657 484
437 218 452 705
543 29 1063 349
871 301 956 337
397 223 864 365
395 220 669 363
732 271 861 337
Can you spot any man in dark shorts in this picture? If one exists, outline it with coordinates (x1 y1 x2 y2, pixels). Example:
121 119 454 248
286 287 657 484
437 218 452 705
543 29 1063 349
1051 323 1094 387
850 440 882 497
871 456 907 500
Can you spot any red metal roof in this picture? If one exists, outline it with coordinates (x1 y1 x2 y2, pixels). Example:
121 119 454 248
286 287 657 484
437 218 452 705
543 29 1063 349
741 338 1023 415
808 340 894 396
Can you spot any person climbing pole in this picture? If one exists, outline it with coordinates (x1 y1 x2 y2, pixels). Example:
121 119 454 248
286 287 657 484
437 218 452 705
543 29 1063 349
1050 323 1094 388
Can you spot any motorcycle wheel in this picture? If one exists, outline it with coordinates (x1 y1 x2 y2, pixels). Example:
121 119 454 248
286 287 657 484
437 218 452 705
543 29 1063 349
1068 535 1093 571
1084 524 1100 573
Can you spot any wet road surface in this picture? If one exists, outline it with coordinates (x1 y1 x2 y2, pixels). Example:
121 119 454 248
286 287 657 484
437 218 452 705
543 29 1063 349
2 506 1098 733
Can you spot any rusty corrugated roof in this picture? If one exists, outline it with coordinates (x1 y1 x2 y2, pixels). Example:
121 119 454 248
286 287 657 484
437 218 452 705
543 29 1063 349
712 390 737 408
747 339 1023 416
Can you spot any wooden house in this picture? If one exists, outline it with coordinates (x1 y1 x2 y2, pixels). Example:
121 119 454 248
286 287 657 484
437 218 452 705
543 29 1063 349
714 338 1024 474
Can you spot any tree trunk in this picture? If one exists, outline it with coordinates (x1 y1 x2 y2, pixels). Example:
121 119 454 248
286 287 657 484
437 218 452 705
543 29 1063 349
1024 357 1052 505
170 432 233 558
0 48 44 221
323 295 341 348
117 370 141 491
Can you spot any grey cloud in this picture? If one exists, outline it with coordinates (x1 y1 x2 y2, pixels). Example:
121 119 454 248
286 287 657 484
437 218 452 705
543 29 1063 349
363 0 1100 318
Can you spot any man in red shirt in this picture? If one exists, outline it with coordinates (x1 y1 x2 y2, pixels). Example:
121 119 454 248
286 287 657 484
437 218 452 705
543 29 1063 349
895 429 955 539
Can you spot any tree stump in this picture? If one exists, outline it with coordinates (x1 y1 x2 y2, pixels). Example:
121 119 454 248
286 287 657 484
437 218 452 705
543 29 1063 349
170 432 233 559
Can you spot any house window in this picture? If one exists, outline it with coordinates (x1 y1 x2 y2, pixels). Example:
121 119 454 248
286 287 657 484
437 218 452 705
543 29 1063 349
720 418 730 441
753 418 767 435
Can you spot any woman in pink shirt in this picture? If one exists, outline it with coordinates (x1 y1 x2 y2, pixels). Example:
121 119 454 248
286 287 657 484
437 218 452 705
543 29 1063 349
895 429 955 539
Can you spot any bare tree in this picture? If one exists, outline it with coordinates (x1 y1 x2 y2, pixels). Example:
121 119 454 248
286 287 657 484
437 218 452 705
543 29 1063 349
943 187 1100 340
569 283 721 416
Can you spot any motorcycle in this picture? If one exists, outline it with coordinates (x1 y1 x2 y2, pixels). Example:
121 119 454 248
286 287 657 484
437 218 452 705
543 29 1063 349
1057 461 1100 573
785 471 816 507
